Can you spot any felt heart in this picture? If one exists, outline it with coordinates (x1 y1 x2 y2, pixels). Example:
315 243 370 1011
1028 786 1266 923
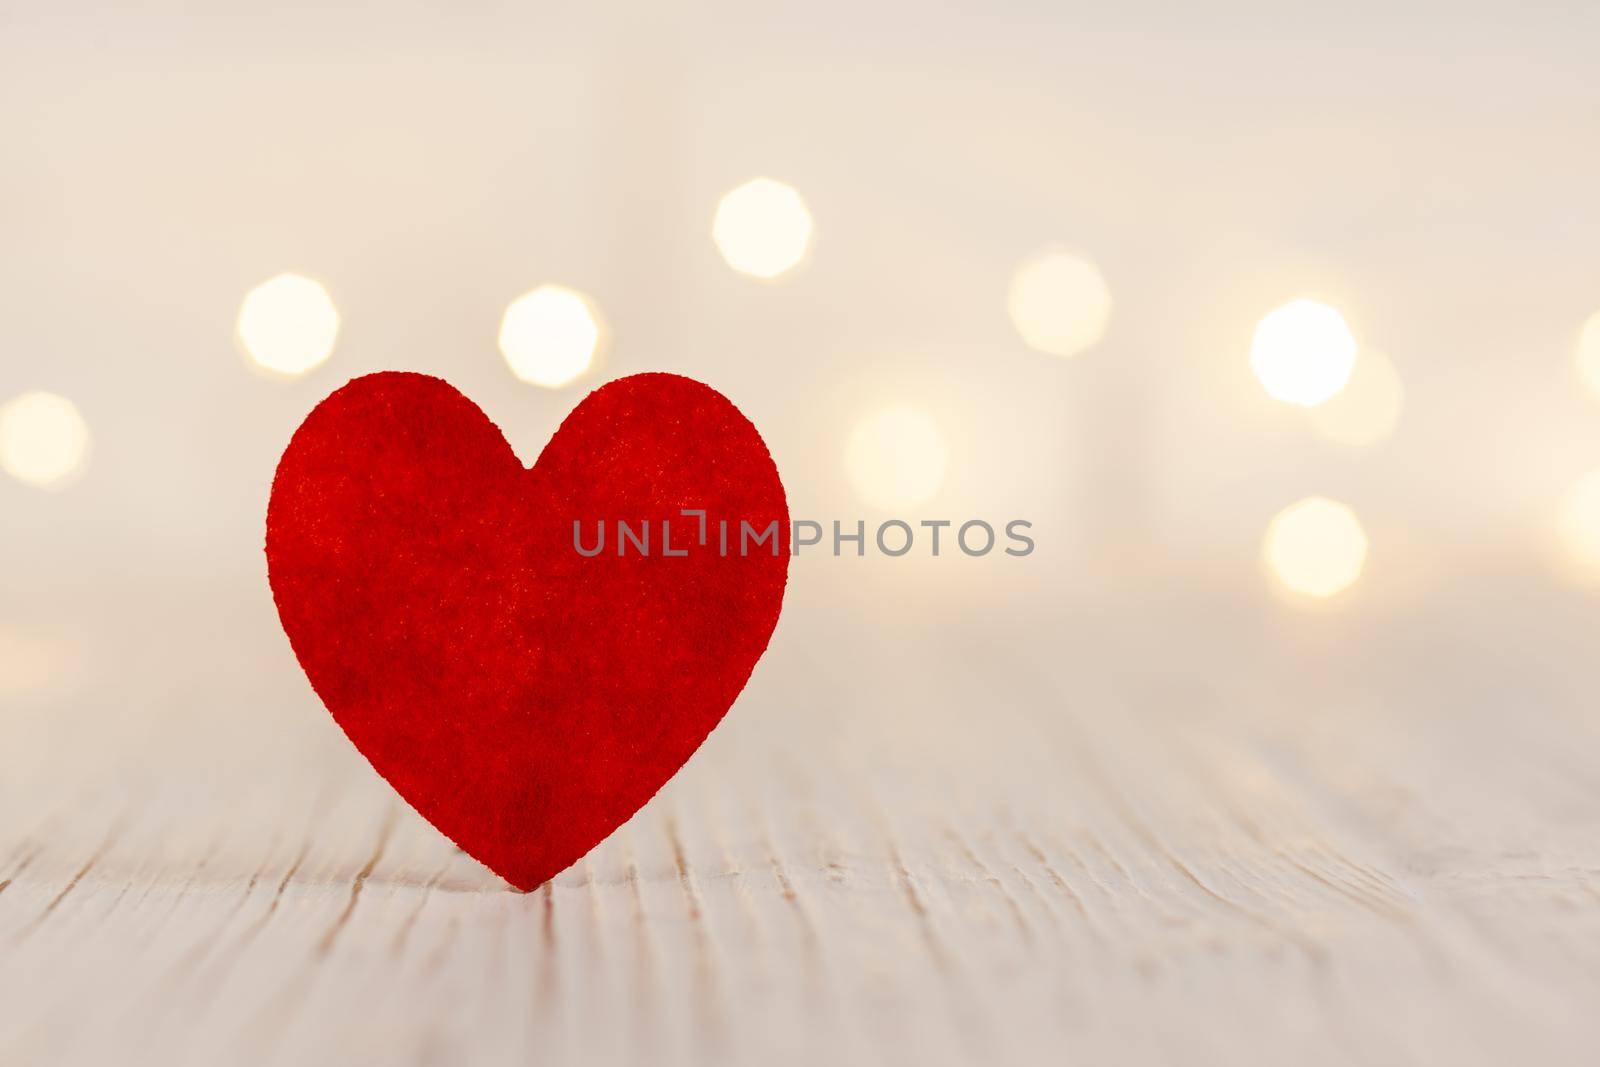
266 371 789 890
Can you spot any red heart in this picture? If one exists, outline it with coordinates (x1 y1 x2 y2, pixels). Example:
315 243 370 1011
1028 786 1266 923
266 371 789 890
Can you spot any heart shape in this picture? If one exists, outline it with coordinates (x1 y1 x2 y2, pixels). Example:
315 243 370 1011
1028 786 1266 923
266 371 789 889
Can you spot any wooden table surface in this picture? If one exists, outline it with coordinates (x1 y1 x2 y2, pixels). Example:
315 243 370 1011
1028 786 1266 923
4 572 1599 1066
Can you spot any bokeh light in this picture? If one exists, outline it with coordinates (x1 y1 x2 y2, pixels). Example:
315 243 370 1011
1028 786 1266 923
0 628 74 699
0 391 90 490
237 273 340 377
1263 497 1369 599
1250 299 1357 406
1557 468 1600 579
1007 250 1113 358
846 406 949 511
499 285 604 388
712 178 814 279
1574 311 1600 401
1309 348 1404 447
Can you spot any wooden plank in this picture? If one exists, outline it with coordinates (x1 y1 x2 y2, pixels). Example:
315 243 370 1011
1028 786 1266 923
3 586 1600 1065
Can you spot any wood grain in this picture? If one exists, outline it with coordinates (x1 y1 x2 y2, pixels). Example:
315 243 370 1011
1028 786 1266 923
3 574 1599 1066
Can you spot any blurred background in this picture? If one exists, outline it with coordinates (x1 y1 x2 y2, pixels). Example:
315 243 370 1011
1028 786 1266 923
5 2 1600 597
4 0 1600 824
7 0 1600 845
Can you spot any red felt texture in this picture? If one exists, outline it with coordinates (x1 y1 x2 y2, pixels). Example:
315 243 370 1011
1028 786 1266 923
266 372 790 890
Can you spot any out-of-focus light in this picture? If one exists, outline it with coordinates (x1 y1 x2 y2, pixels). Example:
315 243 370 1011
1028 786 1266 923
1263 497 1368 600
1250 299 1357 406
1007 251 1113 358
499 285 603 388
1574 311 1600 401
1557 468 1600 579
1309 349 1404 447
0 629 73 699
846 406 949 511
0 391 90 490
237 273 340 377
712 178 813 279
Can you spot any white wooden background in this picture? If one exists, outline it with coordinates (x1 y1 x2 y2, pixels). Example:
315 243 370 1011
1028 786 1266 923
4 572 1600 1066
